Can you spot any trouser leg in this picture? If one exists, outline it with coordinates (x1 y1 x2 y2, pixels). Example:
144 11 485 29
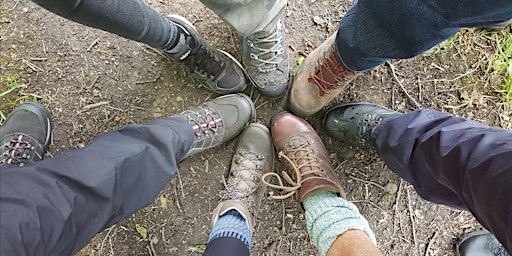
30 0 175 49
0 117 194 256
202 237 250 256
372 109 512 251
199 0 287 35
336 0 512 71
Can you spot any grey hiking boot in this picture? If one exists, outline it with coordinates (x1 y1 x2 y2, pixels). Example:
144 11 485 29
0 102 53 166
211 123 273 235
242 19 290 98
323 102 400 147
179 93 256 159
456 229 510 256
164 15 247 94
290 33 359 117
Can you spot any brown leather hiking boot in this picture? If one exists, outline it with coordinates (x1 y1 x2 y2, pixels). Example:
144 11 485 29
290 33 358 117
263 112 345 202
211 123 273 235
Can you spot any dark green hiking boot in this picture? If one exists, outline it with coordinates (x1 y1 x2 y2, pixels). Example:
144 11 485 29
0 102 53 166
323 102 400 147
456 229 510 256
164 15 248 94
179 93 256 159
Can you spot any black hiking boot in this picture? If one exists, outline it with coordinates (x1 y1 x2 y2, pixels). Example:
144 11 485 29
323 102 400 147
164 15 247 94
456 229 510 256
179 93 256 159
0 102 53 165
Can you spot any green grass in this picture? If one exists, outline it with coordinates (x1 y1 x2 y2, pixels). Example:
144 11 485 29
486 30 512 107
0 73 42 124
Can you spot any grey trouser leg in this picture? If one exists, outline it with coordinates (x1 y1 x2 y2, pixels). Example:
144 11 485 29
0 117 194 256
199 0 287 35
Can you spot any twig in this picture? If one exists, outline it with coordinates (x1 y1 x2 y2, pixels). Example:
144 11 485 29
419 69 476 83
424 231 438 256
173 185 182 212
99 225 116 256
82 101 111 111
406 188 419 255
387 62 421 108
22 59 44 72
393 180 403 235
176 168 185 199
349 175 386 190
87 38 100 51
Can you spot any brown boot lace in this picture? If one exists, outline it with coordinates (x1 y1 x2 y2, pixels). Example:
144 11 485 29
262 141 333 199
220 149 265 215
310 47 354 96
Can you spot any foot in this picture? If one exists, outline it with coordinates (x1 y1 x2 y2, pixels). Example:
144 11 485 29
262 112 345 202
164 15 247 94
323 102 400 147
456 229 510 256
179 93 256 159
290 33 358 117
0 102 53 165
211 123 273 235
242 19 290 98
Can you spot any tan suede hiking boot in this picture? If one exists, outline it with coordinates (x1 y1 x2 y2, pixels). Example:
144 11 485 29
211 123 273 235
290 33 358 117
262 112 345 202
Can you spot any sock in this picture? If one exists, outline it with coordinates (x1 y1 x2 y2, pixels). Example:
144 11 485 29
161 18 189 54
302 191 377 256
208 209 251 250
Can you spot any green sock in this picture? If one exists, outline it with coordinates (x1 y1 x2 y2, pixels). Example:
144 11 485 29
302 191 376 256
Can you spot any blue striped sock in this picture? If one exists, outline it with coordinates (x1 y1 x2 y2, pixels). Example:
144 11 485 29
208 209 251 249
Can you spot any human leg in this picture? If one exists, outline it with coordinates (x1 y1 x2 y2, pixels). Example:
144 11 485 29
324 102 512 252
263 112 381 256
0 94 255 255
31 0 247 93
290 0 512 116
203 123 273 256
200 0 290 98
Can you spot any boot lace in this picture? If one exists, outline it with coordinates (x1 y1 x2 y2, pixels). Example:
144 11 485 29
262 141 331 199
187 108 223 138
1 134 34 166
182 41 227 82
220 150 265 214
311 47 354 95
247 27 285 74
359 113 383 143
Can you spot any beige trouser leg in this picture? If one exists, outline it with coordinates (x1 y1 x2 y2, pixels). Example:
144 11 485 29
199 0 287 35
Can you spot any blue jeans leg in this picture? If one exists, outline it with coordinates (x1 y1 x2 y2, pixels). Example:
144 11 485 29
336 0 512 71
372 109 512 251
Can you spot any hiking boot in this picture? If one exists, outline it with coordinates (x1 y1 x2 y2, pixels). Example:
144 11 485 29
290 33 358 117
242 19 290 98
179 93 256 159
456 229 510 256
262 112 345 202
211 123 273 235
164 15 247 94
0 102 53 166
324 102 400 148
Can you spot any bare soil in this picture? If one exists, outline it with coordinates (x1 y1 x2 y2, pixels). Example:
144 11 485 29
1 0 510 255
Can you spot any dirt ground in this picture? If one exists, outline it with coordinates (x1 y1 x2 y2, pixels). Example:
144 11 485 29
1 0 511 255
